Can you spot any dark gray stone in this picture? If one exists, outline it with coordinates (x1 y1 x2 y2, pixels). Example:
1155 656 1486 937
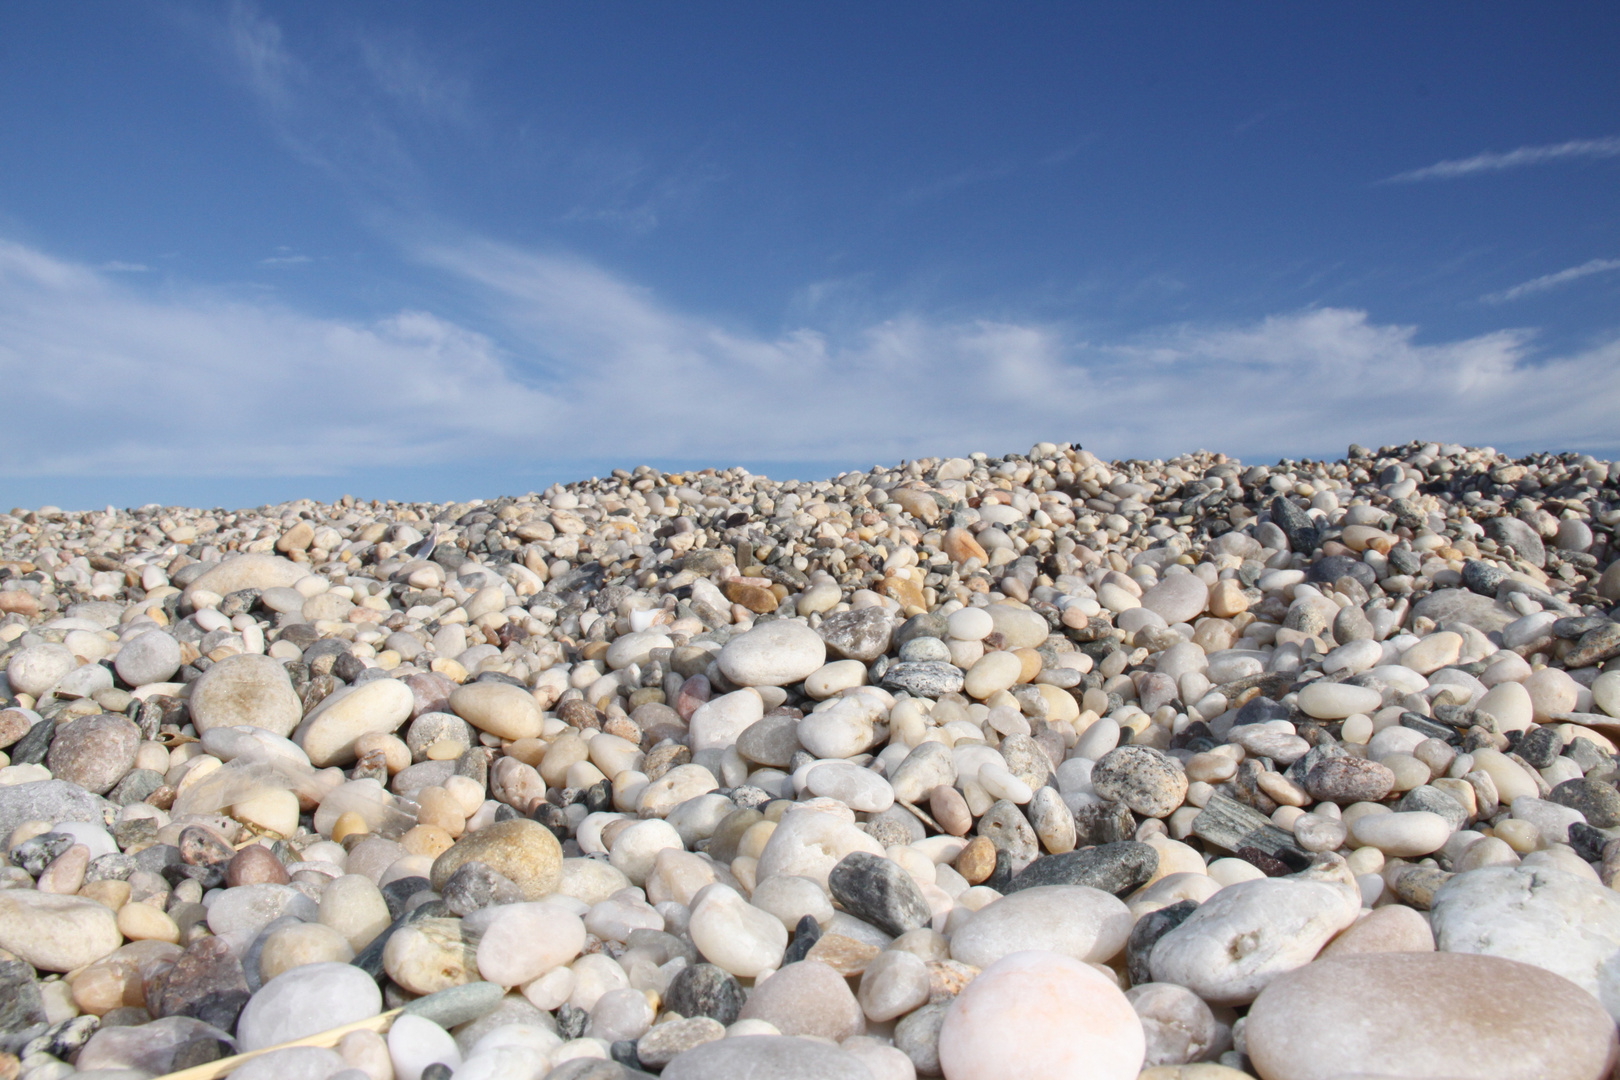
1269 496 1320 554
1462 560 1510 596
0 960 44 1037
10 832 73 876
151 937 249 1032
1551 778 1620 828
1516 725 1564 769
663 963 745 1027
1126 899 1199 986
1005 841 1159 897
827 851 932 937
879 661 963 698
440 861 523 916
1484 515 1546 568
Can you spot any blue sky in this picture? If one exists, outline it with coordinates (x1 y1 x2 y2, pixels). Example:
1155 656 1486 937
1 3 1617 510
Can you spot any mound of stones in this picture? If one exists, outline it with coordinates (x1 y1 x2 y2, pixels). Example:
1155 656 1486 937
0 438 1615 1080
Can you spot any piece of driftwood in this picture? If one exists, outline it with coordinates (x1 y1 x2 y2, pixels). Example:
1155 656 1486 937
157 1008 402 1080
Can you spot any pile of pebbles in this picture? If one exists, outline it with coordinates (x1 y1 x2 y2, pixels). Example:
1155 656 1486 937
0 439 1617 1080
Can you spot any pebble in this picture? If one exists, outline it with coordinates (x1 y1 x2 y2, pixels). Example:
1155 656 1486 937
430 819 563 901
1430 865 1620 1018
236 962 383 1050
0 891 121 972
1246 952 1617 1080
188 653 304 737
738 960 865 1040
1090 746 1188 818
1149 875 1359 1005
717 622 826 687
937 951 1144 1080
950 885 1132 968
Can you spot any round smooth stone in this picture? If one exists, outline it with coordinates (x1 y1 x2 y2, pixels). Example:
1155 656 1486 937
1349 810 1452 857
1246 952 1616 1080
604 630 673 671
985 605 1050 649
6 644 78 697
717 622 827 687
296 679 416 767
1296 682 1383 721
689 884 786 978
188 654 304 738
948 608 994 642
448 682 544 741
114 629 182 687
237 961 384 1051
738 959 865 1041
388 1014 462 1080
938 951 1144 1080
1149 877 1359 1005
804 762 894 813
1091 746 1188 818
258 922 356 982
950 886 1132 969
430 819 563 901
688 690 766 752
476 903 585 986
1141 575 1209 624
45 713 139 795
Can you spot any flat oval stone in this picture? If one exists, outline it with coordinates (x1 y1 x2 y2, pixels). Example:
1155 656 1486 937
1247 952 1616 1080
296 679 416 767
938 951 1144 1080
1430 865 1620 1019
235 961 383 1051
448 682 543 741
1296 682 1383 720
950 886 1132 968
188 654 303 738
1141 575 1209 624
717 622 827 687
0 890 121 971
182 554 307 603
1149 877 1359 1005
430 819 563 901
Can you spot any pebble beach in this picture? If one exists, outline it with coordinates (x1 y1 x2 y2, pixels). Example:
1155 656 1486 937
0 438 1617 1080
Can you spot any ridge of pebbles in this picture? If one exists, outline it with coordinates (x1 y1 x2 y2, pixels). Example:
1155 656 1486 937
0 438 1615 1079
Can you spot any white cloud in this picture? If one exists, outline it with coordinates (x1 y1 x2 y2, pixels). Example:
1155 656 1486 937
1483 258 1620 303
1386 136 1620 182
3 236 1618 478
259 254 314 267
100 261 151 273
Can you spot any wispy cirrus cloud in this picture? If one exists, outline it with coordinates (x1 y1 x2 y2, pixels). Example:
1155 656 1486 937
1385 136 1620 182
100 261 151 273
1483 258 1620 304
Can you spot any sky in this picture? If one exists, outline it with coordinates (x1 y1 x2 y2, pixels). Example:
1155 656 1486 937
1 3 1617 511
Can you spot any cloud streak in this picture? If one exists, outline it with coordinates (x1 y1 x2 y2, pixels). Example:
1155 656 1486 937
2 235 1618 479
1482 258 1620 303
1385 136 1620 182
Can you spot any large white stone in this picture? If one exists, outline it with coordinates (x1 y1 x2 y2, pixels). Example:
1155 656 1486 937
1149 875 1359 1005
687 689 765 752
937 951 1144 1080
717 622 826 687
188 653 304 738
296 678 416 766
950 886 1132 969
1431 865 1620 1020
237 961 384 1051
0 891 121 972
